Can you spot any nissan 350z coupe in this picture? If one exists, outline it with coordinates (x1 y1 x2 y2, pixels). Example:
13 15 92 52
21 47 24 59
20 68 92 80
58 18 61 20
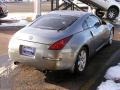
8 11 114 73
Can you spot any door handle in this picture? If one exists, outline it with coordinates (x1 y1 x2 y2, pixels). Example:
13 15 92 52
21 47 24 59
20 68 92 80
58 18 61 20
90 31 94 36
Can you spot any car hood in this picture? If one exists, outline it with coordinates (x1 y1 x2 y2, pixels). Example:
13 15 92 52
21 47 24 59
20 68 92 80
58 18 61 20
12 27 74 44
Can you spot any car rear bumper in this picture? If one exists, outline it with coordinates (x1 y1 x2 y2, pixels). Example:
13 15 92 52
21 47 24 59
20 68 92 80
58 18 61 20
8 39 75 71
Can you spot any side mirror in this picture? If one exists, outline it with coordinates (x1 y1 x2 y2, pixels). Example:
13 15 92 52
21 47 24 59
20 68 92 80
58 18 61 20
94 22 101 28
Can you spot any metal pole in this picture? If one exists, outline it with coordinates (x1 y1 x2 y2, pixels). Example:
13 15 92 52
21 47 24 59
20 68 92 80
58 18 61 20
51 0 54 11
34 0 41 18
56 0 59 10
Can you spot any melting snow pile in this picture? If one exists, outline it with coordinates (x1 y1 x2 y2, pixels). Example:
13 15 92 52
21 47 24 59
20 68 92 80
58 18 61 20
97 63 120 90
0 12 48 27
0 20 30 27
105 65 120 81
97 80 120 90
0 13 33 27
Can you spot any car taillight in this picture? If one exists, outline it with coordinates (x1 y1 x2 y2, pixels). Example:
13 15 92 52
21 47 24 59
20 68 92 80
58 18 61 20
48 35 73 50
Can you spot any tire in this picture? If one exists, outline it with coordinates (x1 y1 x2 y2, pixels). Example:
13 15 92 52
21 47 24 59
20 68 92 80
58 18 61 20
95 9 105 18
74 47 88 74
107 7 119 20
108 30 114 45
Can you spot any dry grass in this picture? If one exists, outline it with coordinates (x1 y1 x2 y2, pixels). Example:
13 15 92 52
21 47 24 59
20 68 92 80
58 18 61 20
11 65 66 90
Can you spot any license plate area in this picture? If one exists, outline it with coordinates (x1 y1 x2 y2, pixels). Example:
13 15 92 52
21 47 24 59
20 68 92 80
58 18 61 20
20 45 36 57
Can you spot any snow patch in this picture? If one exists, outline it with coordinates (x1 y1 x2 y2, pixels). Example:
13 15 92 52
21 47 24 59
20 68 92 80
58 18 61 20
0 20 29 27
97 63 120 90
97 80 120 90
104 65 120 81
15 20 29 26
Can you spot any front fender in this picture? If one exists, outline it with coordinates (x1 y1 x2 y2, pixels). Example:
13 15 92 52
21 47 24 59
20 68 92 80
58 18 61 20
107 23 113 29
106 23 114 35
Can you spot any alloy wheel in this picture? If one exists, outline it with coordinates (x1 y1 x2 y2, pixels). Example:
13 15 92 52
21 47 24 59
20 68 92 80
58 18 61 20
107 8 119 20
77 49 87 72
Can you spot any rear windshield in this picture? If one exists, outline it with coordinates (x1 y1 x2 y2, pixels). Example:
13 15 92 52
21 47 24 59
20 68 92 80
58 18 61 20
30 15 78 30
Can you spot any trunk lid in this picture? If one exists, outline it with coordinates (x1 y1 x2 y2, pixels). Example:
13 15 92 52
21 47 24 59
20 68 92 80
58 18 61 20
14 27 73 45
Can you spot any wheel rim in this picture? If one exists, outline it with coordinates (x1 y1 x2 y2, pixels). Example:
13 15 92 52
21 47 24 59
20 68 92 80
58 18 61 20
109 31 113 44
77 50 87 72
108 10 116 19
108 8 118 19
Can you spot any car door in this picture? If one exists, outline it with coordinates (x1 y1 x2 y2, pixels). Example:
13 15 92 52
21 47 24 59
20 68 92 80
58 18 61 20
84 15 106 51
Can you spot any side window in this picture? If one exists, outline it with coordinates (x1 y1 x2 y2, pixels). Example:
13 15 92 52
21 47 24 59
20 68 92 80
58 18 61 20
86 15 101 28
82 15 101 30
82 20 88 30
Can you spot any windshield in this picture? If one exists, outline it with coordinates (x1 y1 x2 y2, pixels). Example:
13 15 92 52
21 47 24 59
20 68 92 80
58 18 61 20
30 15 78 30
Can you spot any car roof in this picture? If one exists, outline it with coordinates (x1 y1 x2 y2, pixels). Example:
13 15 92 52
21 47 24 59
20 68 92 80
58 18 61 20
48 10 91 17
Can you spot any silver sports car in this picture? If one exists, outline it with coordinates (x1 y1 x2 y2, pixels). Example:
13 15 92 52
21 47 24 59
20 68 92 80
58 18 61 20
8 11 114 73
